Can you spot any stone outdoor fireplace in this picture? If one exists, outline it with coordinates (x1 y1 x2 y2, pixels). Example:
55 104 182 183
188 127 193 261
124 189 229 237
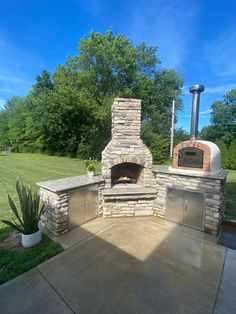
38 91 227 238
102 98 155 189
101 98 157 217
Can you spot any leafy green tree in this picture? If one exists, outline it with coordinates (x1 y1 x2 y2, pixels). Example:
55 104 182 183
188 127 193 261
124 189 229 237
32 69 53 96
215 139 229 169
174 128 190 146
5 97 29 151
200 88 236 147
49 30 183 160
0 109 9 149
0 30 183 161
228 139 236 170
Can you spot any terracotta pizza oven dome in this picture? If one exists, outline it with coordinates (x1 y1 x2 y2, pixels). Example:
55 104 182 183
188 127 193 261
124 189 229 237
172 140 222 174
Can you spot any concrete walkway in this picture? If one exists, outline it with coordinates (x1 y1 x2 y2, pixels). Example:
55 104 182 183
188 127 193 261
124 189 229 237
0 218 235 314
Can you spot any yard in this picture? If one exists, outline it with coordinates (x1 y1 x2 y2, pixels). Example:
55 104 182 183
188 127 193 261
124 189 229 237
0 153 235 238
0 153 91 284
0 153 94 240
0 153 235 284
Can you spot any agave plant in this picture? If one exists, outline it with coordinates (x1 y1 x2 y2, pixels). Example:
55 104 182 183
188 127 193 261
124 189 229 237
1 180 44 235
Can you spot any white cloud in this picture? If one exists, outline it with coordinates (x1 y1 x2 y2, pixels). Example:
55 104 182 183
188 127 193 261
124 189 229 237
0 99 6 108
0 87 14 93
205 29 236 77
205 84 236 94
126 0 199 68
78 0 103 17
199 109 212 115
0 30 45 99
0 75 31 85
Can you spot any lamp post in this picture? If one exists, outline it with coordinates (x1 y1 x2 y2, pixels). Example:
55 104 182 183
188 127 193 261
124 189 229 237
170 99 175 157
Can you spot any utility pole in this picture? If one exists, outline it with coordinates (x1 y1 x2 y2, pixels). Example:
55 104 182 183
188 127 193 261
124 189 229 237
170 99 175 157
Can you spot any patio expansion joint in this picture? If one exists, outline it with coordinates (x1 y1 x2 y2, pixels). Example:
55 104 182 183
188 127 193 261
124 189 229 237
36 267 75 314
212 247 228 314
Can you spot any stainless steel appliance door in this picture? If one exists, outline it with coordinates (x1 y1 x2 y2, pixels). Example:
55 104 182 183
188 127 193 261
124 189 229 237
166 188 184 223
183 190 204 230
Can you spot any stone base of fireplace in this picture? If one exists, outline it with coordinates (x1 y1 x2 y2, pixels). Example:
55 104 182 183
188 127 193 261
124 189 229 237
102 186 157 217
37 166 227 237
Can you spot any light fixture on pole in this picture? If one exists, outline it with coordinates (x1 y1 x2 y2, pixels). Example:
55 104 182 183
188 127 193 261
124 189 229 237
170 99 175 157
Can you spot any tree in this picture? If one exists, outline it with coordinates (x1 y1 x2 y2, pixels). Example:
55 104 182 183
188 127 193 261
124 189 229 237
200 88 236 147
5 97 29 152
32 69 53 96
174 128 190 146
0 109 9 149
0 30 184 161
228 139 236 170
215 139 229 169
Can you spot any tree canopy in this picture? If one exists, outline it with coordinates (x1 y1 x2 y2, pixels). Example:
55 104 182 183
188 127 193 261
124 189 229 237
0 30 184 162
200 88 236 147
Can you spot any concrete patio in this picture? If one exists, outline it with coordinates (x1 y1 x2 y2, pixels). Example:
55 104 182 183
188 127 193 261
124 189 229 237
0 217 235 314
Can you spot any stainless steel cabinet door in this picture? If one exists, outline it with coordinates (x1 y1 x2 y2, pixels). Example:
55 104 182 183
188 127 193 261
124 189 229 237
84 185 98 223
183 190 204 230
68 188 85 230
68 185 98 230
166 188 184 223
166 188 204 230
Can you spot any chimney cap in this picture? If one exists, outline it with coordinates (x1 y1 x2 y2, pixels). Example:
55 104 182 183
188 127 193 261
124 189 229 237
190 84 205 93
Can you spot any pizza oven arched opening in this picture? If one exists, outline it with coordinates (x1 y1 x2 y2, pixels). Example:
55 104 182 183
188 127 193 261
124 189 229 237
111 162 144 187
178 147 204 168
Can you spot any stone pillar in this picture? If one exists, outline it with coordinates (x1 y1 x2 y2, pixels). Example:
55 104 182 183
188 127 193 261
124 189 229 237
40 188 69 237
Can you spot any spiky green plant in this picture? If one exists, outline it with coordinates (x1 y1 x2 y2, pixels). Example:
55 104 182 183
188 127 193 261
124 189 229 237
1 180 44 235
84 159 96 172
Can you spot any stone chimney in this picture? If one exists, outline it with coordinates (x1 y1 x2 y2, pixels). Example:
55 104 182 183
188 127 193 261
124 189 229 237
111 98 142 139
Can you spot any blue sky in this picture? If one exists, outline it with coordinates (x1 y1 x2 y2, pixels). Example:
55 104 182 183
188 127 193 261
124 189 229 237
0 0 236 131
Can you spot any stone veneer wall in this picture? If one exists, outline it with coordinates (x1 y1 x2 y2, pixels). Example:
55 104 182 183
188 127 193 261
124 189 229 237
103 199 154 218
153 169 226 235
39 176 105 237
40 188 69 237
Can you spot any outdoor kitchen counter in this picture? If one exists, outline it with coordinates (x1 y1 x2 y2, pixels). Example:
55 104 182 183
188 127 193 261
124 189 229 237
152 165 228 180
37 174 104 193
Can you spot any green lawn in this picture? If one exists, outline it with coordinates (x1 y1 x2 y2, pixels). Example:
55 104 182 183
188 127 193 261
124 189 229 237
225 169 236 220
0 153 96 240
0 235 63 285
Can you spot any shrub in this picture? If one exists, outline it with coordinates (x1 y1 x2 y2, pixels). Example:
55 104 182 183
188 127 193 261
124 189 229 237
215 139 229 169
228 139 236 170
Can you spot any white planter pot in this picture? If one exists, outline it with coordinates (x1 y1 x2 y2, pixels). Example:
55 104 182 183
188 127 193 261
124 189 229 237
87 171 94 176
22 229 42 248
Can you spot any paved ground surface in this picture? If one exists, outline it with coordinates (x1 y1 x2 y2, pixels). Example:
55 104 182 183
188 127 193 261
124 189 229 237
218 225 236 250
0 217 235 314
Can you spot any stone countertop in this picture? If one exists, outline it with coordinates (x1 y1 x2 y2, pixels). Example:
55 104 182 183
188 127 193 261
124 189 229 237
152 165 228 180
37 174 104 193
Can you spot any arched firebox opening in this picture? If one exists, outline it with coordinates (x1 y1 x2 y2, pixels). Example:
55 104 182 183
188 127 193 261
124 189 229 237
111 162 144 187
